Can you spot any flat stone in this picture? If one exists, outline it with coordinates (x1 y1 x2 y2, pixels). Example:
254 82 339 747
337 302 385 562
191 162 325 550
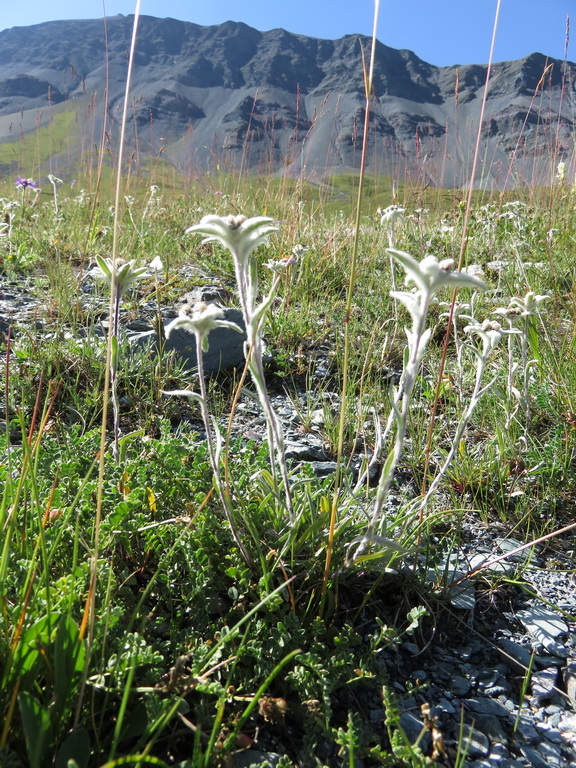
489 742 509 759
516 606 568 644
461 724 490 757
438 697 456 715
474 714 508 744
284 441 330 461
451 675 472 697
464 697 508 718
469 553 513 576
307 461 339 478
536 741 565 768
541 637 569 658
531 668 557 703
563 661 576 706
543 729 564 745
520 742 564 768
496 537 538 565
399 712 430 751
514 715 540 744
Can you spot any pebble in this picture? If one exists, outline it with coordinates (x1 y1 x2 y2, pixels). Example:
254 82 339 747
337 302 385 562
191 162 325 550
399 712 431 751
452 675 472 696
497 638 535 673
464 697 508 718
461 724 490 757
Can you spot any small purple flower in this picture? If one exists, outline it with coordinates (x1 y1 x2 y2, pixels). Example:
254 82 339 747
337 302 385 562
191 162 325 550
15 176 38 189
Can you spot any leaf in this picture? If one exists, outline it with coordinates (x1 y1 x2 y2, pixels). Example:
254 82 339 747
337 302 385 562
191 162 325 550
18 691 53 768
53 615 86 724
54 728 91 768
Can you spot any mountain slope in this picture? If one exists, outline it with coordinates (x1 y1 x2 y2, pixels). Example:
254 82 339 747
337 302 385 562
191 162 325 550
0 14 573 188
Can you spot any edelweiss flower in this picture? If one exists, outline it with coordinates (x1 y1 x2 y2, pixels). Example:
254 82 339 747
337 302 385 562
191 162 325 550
495 292 550 319
165 302 242 352
186 214 277 268
265 255 298 273
378 205 405 226
389 250 487 296
89 256 149 296
464 319 520 356
148 256 164 273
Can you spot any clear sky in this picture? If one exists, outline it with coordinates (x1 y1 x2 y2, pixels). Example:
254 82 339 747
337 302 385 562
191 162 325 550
0 0 572 68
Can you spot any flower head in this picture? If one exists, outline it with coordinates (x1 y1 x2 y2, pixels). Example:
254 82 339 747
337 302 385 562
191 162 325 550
165 301 242 352
186 214 277 268
148 256 164 274
389 249 488 296
15 176 37 189
89 255 148 296
464 319 520 357
378 205 405 226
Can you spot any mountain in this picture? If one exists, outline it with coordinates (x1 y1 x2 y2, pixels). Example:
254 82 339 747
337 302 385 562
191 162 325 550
0 14 573 188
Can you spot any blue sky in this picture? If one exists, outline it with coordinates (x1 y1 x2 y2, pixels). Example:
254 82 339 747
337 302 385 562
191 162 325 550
0 0 572 67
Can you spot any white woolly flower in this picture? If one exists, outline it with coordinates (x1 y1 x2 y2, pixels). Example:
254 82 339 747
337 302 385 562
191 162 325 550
89 255 148 296
148 256 164 273
496 292 550 319
389 249 487 296
165 301 242 352
378 205 405 226
265 255 298 273
464 319 520 357
186 214 277 269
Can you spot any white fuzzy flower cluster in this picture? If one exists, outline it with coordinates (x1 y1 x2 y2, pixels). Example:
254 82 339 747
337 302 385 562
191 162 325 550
165 301 242 352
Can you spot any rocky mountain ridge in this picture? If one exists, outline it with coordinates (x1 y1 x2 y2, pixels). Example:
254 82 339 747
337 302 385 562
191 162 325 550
0 14 573 188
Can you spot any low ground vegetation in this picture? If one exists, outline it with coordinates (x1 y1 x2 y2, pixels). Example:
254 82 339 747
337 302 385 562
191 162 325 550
0 174 575 766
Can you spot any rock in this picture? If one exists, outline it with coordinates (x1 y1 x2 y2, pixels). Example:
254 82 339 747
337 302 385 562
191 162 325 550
498 639 539 673
520 742 564 768
438 697 456 715
564 660 576 707
535 741 565 768
464 697 508 718
180 286 231 305
541 637 568 659
469 553 514 576
514 714 540 744
473 714 508 744
306 461 339 478
461 724 490 757
451 675 472 697
130 307 247 374
516 606 568 644
531 668 558 704
284 440 330 462
496 537 539 565
558 714 576 743
399 712 431 751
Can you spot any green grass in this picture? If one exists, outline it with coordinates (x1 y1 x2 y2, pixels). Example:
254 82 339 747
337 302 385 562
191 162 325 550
1 163 576 768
